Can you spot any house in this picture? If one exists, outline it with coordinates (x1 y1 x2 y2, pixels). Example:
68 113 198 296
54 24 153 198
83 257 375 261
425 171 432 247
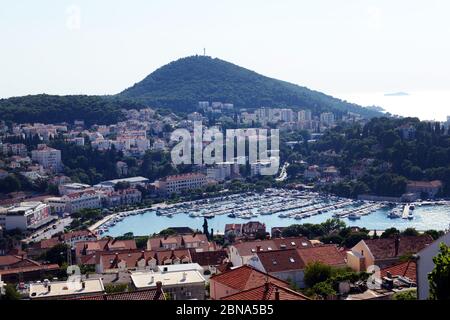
189 249 228 274
96 249 192 273
248 245 346 288
75 238 137 264
0 264 60 283
229 237 312 267
29 278 105 300
0 255 41 270
58 230 98 249
304 165 320 180
406 180 443 199
242 221 266 239
224 224 243 238
221 282 310 300
380 260 416 284
271 227 287 238
27 238 61 258
347 235 433 272
131 269 206 300
147 233 213 252
415 231 450 300
209 265 291 300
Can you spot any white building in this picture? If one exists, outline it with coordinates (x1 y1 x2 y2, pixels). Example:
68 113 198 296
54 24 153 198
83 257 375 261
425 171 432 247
280 108 295 122
320 112 335 126
58 183 92 196
31 144 62 172
95 176 149 189
206 162 234 182
156 173 208 194
1 202 50 231
62 189 102 213
131 269 206 300
29 279 104 300
250 158 278 176
298 110 312 122
415 232 450 300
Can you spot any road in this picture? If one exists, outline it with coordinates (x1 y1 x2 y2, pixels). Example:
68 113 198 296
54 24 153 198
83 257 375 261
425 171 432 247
24 217 73 243
276 162 289 182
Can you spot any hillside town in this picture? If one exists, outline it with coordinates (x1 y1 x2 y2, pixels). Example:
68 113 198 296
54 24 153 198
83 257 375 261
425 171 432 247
1 104 450 301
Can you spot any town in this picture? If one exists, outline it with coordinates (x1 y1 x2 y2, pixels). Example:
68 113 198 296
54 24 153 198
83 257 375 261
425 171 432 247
1 103 450 301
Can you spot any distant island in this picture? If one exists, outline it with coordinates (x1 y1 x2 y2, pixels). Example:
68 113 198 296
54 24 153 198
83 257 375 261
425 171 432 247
384 92 410 97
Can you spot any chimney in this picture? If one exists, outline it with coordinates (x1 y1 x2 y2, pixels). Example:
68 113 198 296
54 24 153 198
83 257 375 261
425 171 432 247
256 245 261 252
47 285 51 293
81 281 86 289
149 276 154 284
156 281 162 294
182 272 187 281
264 282 270 292
394 235 400 256
274 287 280 300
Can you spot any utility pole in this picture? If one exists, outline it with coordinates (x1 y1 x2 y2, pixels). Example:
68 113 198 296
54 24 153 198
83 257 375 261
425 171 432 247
203 48 206 56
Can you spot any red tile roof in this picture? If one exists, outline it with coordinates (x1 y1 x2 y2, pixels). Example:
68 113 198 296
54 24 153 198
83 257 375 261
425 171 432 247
60 230 97 241
296 244 347 267
189 249 228 267
75 239 137 256
210 265 289 291
67 289 165 300
221 282 310 300
0 255 41 268
0 264 60 276
363 236 433 260
257 249 304 273
233 237 312 256
381 261 417 282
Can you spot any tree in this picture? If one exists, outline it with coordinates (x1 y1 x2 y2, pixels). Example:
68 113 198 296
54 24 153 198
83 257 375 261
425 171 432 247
39 243 70 265
392 289 417 300
104 283 128 294
311 281 336 299
401 228 419 237
1 284 21 300
304 262 333 288
381 227 400 239
342 232 369 248
428 243 450 300
424 230 444 241
0 175 21 193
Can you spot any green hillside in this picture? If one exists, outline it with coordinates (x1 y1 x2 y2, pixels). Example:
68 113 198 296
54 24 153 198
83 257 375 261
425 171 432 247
119 55 381 117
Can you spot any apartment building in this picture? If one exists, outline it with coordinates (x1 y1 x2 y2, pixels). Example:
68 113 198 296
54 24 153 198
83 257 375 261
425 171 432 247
31 144 62 172
156 173 208 194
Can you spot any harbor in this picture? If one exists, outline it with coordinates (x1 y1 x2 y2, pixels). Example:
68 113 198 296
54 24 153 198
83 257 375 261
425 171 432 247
98 189 450 236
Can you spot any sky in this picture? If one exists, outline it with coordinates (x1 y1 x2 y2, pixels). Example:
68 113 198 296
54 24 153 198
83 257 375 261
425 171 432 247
1 0 450 120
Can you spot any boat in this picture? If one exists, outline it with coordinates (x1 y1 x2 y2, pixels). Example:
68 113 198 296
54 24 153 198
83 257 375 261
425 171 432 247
227 213 237 218
409 204 415 210
348 213 361 220
388 209 401 219
408 211 414 220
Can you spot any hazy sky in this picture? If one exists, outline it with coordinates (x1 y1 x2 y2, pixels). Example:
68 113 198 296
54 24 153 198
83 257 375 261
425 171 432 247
1 0 449 118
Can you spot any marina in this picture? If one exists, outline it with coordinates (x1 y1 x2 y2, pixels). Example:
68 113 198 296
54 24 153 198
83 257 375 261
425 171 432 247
99 189 450 236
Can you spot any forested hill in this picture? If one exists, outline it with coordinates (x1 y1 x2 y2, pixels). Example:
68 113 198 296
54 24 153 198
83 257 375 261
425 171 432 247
119 56 381 117
0 56 383 124
0 95 145 125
